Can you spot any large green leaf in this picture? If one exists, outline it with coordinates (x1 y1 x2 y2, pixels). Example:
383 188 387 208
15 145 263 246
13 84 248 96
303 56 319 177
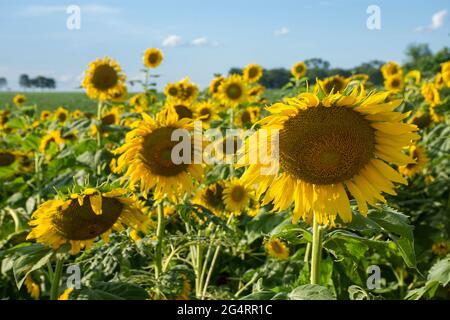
288 284 336 300
70 281 149 300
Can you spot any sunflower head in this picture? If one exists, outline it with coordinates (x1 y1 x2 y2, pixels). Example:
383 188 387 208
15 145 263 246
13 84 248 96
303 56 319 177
236 107 260 128
209 76 225 96
71 109 82 119
381 61 403 78
54 107 70 123
143 48 164 68
223 178 252 214
291 62 307 79
409 109 431 129
193 182 226 216
243 64 263 83
177 78 199 103
384 74 404 92
165 101 195 121
109 83 128 102
265 238 289 260
164 83 180 99
399 145 428 177
218 75 248 107
194 101 219 127
129 93 149 112
240 90 418 225
317 75 349 94
82 57 126 101
0 150 17 167
39 130 65 153
27 187 150 255
101 107 121 126
13 94 26 106
114 110 203 202
421 83 441 106
405 70 421 85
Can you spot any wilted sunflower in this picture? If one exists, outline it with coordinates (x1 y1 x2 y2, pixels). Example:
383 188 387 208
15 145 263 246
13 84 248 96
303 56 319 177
317 75 349 94
421 83 441 106
291 62 307 79
265 238 289 260
27 187 149 255
384 74 404 92
143 48 163 69
13 94 26 106
194 100 219 128
243 64 263 83
223 178 252 213
82 57 126 101
39 130 65 153
239 90 418 225
218 75 248 107
54 107 70 124
399 145 428 177
209 75 225 97
114 109 203 202
381 61 403 78
235 107 260 128
405 70 421 84
164 83 180 99
192 182 225 216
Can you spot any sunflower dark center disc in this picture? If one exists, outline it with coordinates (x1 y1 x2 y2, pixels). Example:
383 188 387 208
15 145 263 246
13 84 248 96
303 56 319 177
102 114 116 125
226 84 242 100
92 64 118 90
148 53 159 64
141 127 189 176
248 68 258 78
168 87 178 96
203 184 224 208
241 111 251 123
271 241 283 254
230 186 245 202
200 108 211 120
324 79 345 94
57 113 67 122
174 105 193 119
52 197 123 240
0 152 15 166
279 105 375 185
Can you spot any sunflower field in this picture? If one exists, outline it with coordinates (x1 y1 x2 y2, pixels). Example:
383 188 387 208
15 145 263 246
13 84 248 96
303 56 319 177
0 48 450 302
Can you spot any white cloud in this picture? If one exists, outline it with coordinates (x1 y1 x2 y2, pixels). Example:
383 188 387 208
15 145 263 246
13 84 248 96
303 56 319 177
18 4 121 17
190 37 208 46
274 26 290 36
162 35 182 47
415 9 447 32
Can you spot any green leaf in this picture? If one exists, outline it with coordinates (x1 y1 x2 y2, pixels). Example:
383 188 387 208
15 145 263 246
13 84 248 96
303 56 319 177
70 281 149 300
288 284 336 300
428 255 450 286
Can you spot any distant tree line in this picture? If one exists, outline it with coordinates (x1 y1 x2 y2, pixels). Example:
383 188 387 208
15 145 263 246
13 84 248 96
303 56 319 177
19 74 56 90
229 44 450 89
0 77 7 90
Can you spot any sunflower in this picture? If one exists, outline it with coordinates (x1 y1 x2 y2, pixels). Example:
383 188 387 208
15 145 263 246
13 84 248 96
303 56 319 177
194 100 219 128
441 61 450 87
109 83 128 102
349 74 369 84
265 238 289 260
164 83 180 99
177 78 199 103
421 83 441 106
239 90 418 225
405 70 421 84
218 75 248 107
101 107 121 126
129 93 149 112
243 64 263 83
223 178 252 213
24 276 40 300
317 75 349 94
291 62 307 79
209 75 225 96
13 94 26 106
0 150 17 167
164 100 195 121
432 241 450 257
399 145 428 177
114 109 203 202
192 182 225 216
71 109 82 119
82 57 126 101
381 61 402 78
27 187 149 255
248 85 265 99
174 274 192 300
0 110 10 129
58 288 74 300
235 107 260 128
435 73 445 89
143 48 164 69
54 107 70 124
408 109 432 129
384 74 404 92
39 130 65 153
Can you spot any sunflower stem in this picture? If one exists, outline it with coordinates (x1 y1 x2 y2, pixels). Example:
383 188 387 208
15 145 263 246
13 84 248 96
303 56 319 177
310 214 323 285
155 202 165 280
96 100 103 176
34 153 42 206
50 256 64 300
304 242 311 263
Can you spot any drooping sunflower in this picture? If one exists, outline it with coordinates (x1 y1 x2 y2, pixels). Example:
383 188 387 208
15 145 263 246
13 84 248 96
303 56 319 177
82 57 126 101
384 74 404 92
143 48 164 69
223 178 252 213
421 83 441 106
235 107 260 128
265 238 289 260
194 100 220 128
317 75 349 94
27 187 150 255
218 75 248 107
399 145 428 177
405 70 421 85
209 75 225 97
192 182 226 216
114 109 203 202
408 109 432 129
13 94 26 106
39 130 65 153
54 107 70 124
243 64 263 83
239 90 418 225
291 62 307 79
381 61 403 78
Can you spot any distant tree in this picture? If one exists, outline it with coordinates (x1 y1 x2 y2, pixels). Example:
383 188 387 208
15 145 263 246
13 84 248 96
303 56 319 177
305 58 331 82
19 74 30 89
228 67 242 75
0 77 7 90
403 44 450 76
260 68 291 88
352 60 385 85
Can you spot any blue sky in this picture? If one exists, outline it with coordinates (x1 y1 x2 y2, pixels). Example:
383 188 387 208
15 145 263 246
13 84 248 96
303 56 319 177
0 0 449 91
